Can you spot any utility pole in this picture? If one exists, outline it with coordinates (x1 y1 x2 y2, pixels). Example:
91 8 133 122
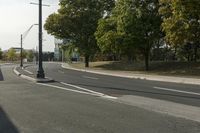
30 0 50 78
37 0 45 78
20 34 23 68
20 24 38 68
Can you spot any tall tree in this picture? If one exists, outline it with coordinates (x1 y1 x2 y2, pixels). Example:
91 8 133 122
159 0 200 61
0 48 3 60
44 0 115 67
26 50 34 62
95 16 123 60
7 48 16 61
96 0 162 70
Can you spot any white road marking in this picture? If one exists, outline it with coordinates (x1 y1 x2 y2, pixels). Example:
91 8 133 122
58 70 65 74
24 70 33 75
37 83 117 99
82 75 99 80
60 82 104 96
153 86 200 96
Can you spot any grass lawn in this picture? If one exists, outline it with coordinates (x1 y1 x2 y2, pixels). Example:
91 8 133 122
69 61 200 78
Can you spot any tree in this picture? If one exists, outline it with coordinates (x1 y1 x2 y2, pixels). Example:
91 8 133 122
0 48 3 60
96 0 162 70
159 0 200 62
26 50 34 62
44 0 115 67
95 17 123 61
7 48 16 61
22 50 27 60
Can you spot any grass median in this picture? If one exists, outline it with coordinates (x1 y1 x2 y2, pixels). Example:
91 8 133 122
68 61 200 78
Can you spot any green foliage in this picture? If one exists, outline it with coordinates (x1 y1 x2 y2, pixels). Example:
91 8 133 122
159 0 189 45
63 44 77 60
0 48 3 60
95 17 122 55
96 0 162 70
45 0 115 67
21 50 27 59
159 0 200 61
7 48 16 61
26 50 34 62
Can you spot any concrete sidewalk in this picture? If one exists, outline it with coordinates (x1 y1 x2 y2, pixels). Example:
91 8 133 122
62 63 200 85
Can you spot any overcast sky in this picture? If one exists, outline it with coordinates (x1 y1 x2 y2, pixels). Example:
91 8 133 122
0 0 59 51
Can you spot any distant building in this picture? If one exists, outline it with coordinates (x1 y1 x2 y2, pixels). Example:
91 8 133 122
54 38 63 61
54 38 70 61
11 47 21 54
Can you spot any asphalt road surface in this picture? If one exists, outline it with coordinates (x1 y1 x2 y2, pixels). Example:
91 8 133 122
0 63 200 133
28 63 200 107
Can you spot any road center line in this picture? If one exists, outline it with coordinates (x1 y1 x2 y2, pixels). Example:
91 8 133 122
82 75 99 80
153 86 200 96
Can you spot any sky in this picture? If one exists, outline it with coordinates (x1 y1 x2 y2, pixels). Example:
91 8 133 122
0 0 59 52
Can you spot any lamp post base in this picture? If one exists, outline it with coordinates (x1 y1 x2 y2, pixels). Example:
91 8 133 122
37 70 45 78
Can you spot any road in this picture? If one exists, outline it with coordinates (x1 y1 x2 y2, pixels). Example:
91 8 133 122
28 63 200 107
0 63 200 133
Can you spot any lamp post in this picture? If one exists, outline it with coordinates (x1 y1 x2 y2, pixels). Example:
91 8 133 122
20 34 23 68
30 0 50 78
20 24 38 68
37 0 45 78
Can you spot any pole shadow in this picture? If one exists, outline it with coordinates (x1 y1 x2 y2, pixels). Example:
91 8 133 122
0 68 4 81
0 107 19 133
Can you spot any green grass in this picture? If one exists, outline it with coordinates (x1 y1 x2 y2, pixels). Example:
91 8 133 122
69 61 200 78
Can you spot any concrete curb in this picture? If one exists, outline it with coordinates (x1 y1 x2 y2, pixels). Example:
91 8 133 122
61 63 200 85
0 63 14 66
13 67 21 76
13 66 54 83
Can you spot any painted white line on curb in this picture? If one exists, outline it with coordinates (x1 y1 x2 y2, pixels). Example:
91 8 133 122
37 83 117 99
153 86 200 96
82 75 99 80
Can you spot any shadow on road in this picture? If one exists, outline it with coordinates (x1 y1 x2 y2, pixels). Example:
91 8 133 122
0 107 19 133
0 68 4 81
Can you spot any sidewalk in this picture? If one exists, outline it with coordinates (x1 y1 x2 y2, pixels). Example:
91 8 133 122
62 63 200 85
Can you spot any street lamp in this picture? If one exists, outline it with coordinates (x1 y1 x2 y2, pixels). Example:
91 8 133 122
20 24 38 68
30 0 50 78
37 0 45 78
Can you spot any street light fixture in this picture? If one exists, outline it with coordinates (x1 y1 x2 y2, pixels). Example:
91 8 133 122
20 24 38 68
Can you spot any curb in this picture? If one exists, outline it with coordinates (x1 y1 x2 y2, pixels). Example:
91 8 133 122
13 66 54 83
13 67 21 76
61 63 200 85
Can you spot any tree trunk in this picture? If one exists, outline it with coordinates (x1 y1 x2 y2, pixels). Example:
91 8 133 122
85 54 89 68
194 44 198 62
144 42 150 71
128 55 134 64
187 54 190 62
145 52 149 71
